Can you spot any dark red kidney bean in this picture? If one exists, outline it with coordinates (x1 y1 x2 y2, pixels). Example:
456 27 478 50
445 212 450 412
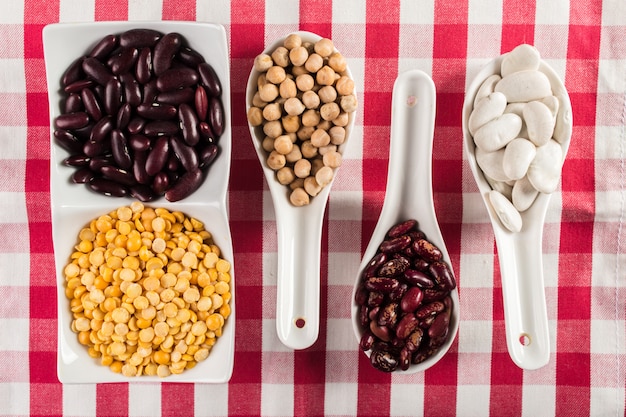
380 234 411 254
62 57 85 87
208 96 224 137
156 67 199 92
429 261 456 290
55 112 90 130
143 120 179 137
88 34 118 60
403 269 434 288
413 238 443 263
170 136 198 172
142 79 158 104
100 165 136 186
354 285 368 306
104 78 122 116
64 79 94 94
395 314 420 340
194 86 208 120
153 32 182 75
378 257 410 277
132 150 150 184
369 321 391 342
119 28 161 48
81 88 103 121
198 143 218 169
387 219 417 238
116 103 132 130
400 287 424 313
370 349 398 373
178 103 200 146
127 117 146 134
89 115 113 142
368 306 380 322
72 122 95 141
377 302 399 328
136 103 177 120
119 72 142 107
129 184 156 202
65 93 83 113
405 328 424 352
428 311 450 343
135 47 152 84
83 138 110 157
89 155 114 172
82 57 114 86
359 330 375 351
177 46 205 67
198 121 215 142
107 46 138 75
88 177 127 197
63 154 91 167
110 129 132 169
71 167 95 183
164 168 203 202
166 152 180 172
151 171 170 195
198 62 222 97
129 134 151 152
145 136 169 176
157 88 195 106
54 129 83 153
415 301 446 320
364 277 399 293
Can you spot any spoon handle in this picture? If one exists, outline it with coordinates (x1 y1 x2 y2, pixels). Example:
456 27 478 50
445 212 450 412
492 194 551 370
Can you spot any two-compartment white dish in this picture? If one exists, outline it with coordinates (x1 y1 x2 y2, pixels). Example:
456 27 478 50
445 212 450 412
43 21 234 383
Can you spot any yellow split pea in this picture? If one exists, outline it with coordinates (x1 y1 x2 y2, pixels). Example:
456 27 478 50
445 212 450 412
64 202 232 378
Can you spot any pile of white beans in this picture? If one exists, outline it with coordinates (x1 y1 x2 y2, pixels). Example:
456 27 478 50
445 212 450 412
468 44 569 232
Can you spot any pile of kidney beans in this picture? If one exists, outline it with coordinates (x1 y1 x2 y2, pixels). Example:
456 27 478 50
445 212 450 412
54 29 224 202
355 219 457 372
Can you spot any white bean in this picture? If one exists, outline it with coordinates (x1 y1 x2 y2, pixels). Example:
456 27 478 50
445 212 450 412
503 138 537 180
489 190 523 232
495 70 552 103
523 100 555 147
473 113 522 152
526 139 563 194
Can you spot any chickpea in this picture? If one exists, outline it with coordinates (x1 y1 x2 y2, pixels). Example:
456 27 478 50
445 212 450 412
329 126 346 145
262 103 282 121
291 65 309 77
323 150 343 168
284 97 305 116
253 53 273 72
289 187 310 206
317 119 333 132
314 38 334 57
320 102 340 121
289 46 309 67
328 52 347 73
271 46 290 67
285 145 303 164
266 66 286 84
276 167 296 185
284 33 302 50
279 78 297 99
252 91 267 108
315 166 334 187
301 109 320 127
304 53 324 73
310 128 331 147
294 158 312 178
332 112 350 127
259 83 279 102
295 73 315 92
301 90 320 109
318 86 337 104
335 75 354 96
316 66 336 86
281 115 300 133
340 94 358 113
318 144 337 156
301 140 319 158
297 125 315 141
273 135 294 155
304 176 323 197
263 120 283 138
267 151 286 170
310 157 325 175
261 136 275 153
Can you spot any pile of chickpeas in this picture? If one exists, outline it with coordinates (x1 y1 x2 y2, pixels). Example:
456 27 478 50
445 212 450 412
247 34 357 206
63 202 232 377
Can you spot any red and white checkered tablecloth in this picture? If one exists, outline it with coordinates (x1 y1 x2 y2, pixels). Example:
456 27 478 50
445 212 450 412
1 0 624 416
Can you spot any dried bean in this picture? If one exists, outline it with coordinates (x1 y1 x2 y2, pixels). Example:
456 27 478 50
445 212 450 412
198 62 222 97
170 136 199 172
208 96 225 137
108 46 138 75
81 88 102 121
82 57 115 86
164 169 203 202
55 112 90 130
100 165 136 186
145 136 169 176
380 234 411 254
378 257 410 277
388 219 418 238
377 302 399 328
400 286 423 313
403 269 435 288
119 28 161 48
88 177 127 197
429 261 457 290
364 277 399 293
370 349 398 372
152 32 182 75
413 238 443 263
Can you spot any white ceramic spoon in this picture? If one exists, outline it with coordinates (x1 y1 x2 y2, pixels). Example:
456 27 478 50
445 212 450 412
246 32 356 350
462 56 572 370
351 70 460 372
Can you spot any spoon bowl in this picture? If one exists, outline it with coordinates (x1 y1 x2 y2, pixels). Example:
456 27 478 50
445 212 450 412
462 54 572 369
351 70 459 373
246 32 356 350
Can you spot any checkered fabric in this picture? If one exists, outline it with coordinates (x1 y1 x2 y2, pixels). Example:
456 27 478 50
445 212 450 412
0 0 624 415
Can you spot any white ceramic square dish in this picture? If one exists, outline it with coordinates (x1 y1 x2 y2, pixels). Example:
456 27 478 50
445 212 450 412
43 21 234 383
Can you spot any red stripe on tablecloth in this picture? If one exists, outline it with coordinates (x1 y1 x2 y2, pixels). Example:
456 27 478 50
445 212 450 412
554 2 602 416
299 0 332 37
228 4 264 415
97 384 129 416
501 0 535 52
162 383 194 416
162 0 196 21
95 0 128 20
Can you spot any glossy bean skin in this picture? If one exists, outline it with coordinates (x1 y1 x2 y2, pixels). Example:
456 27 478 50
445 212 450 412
53 29 225 201
356 219 457 372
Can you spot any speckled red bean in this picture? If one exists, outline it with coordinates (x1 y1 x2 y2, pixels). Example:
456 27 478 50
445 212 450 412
364 277 400 293
403 269 435 288
429 261 456 291
380 234 412 254
413 238 443 263
387 219 418 238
